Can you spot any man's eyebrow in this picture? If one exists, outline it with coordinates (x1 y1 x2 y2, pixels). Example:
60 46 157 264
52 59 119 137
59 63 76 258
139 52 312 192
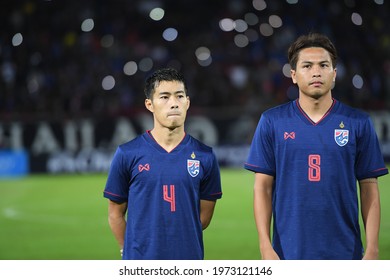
300 60 330 64
158 90 185 95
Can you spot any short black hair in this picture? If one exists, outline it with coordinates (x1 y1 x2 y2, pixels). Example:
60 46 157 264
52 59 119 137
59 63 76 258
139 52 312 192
288 33 337 70
144 68 188 99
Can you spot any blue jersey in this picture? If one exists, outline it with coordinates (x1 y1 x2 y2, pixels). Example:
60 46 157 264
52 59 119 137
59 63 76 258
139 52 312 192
245 99 388 260
104 131 222 260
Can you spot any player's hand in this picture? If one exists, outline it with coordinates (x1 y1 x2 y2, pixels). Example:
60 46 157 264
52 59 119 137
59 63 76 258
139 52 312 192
362 249 379 260
260 247 280 260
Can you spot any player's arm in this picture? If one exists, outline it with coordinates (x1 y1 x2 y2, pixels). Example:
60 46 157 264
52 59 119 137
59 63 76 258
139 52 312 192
108 200 128 253
359 177 381 260
253 172 279 260
200 199 216 230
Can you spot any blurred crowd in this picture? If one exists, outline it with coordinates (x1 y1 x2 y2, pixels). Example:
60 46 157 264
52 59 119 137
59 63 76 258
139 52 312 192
1 0 389 121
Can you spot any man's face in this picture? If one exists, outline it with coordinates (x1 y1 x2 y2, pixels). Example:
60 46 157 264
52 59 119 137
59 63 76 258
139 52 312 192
145 80 190 130
291 47 337 100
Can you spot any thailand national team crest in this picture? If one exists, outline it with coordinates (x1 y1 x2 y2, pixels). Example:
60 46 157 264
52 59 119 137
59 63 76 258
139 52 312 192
334 129 349 146
187 159 200 177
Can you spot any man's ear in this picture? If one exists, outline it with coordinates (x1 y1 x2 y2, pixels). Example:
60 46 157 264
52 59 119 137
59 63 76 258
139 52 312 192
333 67 337 82
290 69 297 84
145 98 153 113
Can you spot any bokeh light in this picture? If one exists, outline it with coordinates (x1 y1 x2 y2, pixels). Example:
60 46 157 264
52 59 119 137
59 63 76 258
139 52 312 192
12 33 23 46
102 75 115 90
252 0 267 11
123 61 138 76
352 74 364 89
259 23 273 36
351 13 363 26
162 28 178 41
81 18 94 32
149 7 165 21
219 18 235 32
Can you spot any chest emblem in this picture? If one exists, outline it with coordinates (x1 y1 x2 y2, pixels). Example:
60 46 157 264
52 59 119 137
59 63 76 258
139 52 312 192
187 159 200 177
334 129 349 146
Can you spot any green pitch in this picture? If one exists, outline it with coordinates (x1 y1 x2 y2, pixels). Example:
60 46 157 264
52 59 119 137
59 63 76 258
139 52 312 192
0 168 389 260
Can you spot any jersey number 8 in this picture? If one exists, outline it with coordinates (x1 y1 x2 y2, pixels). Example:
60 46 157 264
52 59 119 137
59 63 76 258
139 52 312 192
308 154 321 182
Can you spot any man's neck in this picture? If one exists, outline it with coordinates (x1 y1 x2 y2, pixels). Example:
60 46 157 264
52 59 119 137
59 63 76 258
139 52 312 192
298 94 334 123
149 127 185 152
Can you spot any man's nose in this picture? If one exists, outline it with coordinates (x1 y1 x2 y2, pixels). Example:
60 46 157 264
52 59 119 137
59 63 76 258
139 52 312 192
170 97 179 108
312 65 321 77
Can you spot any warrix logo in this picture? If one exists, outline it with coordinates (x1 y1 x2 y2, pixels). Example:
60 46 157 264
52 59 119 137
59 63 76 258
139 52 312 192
187 159 200 177
138 164 150 172
334 129 349 146
284 132 296 140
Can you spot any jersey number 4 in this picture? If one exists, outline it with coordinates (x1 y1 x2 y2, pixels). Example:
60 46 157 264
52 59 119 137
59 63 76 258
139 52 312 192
308 154 321 181
163 185 176 212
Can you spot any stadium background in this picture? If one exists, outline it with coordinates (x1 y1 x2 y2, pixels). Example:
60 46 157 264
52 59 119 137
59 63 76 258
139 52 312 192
0 0 389 259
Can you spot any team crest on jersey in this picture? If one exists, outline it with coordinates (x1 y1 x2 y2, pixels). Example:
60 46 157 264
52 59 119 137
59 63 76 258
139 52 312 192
187 159 200 177
334 129 349 146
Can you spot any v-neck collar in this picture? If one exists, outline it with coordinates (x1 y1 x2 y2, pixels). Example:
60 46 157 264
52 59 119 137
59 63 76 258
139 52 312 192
145 130 188 153
294 98 337 126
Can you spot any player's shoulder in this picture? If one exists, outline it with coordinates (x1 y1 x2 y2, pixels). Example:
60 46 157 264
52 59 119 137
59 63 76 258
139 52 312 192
261 100 294 119
187 134 214 153
336 100 370 120
117 133 146 152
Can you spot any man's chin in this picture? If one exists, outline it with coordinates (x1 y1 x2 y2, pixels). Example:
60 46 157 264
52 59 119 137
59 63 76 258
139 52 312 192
167 123 181 130
309 91 325 100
